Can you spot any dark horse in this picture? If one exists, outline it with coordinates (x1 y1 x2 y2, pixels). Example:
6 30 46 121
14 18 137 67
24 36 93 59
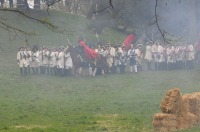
66 45 109 77
65 45 88 77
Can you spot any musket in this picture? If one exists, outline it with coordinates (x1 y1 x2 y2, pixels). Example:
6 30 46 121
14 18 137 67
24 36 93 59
96 32 99 43
64 50 66 70
67 38 72 45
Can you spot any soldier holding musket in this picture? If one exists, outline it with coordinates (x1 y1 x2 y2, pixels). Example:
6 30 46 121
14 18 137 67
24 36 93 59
57 47 65 76
25 47 32 74
17 47 26 75
42 46 50 74
50 48 58 75
64 47 73 76
30 45 39 75
36 46 44 74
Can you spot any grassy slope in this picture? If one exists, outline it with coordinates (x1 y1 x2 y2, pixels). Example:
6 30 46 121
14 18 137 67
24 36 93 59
0 10 200 131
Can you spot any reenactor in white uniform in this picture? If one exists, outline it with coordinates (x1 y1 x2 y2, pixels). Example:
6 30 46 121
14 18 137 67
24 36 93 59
181 44 188 69
17 47 26 75
175 44 182 69
135 44 143 71
151 41 159 70
106 45 115 73
25 47 32 74
186 44 195 69
119 46 127 73
109 45 116 74
31 46 38 75
167 45 176 70
49 48 58 75
57 47 65 76
64 50 73 76
112 46 120 74
42 47 50 74
128 44 137 72
144 41 153 70
157 42 165 70
36 46 43 74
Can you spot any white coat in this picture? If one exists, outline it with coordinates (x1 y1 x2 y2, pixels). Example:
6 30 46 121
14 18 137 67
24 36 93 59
25 50 32 67
135 48 143 65
43 50 50 66
65 52 73 69
31 52 38 67
144 45 152 61
17 51 26 68
36 51 43 67
57 52 65 69
187 45 194 61
50 51 58 67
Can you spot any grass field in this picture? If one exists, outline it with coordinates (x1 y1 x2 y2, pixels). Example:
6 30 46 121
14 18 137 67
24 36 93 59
1 68 200 131
1 10 200 132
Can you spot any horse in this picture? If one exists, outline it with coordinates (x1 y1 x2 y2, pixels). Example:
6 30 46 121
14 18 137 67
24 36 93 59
65 45 88 77
66 44 110 77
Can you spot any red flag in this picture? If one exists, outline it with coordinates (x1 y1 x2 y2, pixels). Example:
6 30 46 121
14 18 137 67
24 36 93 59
123 34 135 49
79 41 98 60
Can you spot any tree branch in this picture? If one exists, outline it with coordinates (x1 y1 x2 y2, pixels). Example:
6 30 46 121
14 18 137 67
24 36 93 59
46 0 61 15
109 0 113 8
155 0 171 44
0 19 35 35
0 8 58 31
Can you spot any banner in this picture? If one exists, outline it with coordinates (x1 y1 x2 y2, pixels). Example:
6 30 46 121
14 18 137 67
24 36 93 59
79 41 98 60
123 34 135 49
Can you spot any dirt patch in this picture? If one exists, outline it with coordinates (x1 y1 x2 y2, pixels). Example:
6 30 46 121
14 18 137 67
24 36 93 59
96 114 119 118
15 125 48 129
95 114 123 131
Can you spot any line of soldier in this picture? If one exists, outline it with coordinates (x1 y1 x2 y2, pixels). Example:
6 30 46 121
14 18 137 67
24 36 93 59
17 45 73 76
16 40 195 76
144 40 195 70
92 43 143 75
16 43 144 76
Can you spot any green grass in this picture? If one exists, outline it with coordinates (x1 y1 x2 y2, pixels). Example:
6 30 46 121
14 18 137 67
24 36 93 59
1 70 200 131
1 9 200 131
